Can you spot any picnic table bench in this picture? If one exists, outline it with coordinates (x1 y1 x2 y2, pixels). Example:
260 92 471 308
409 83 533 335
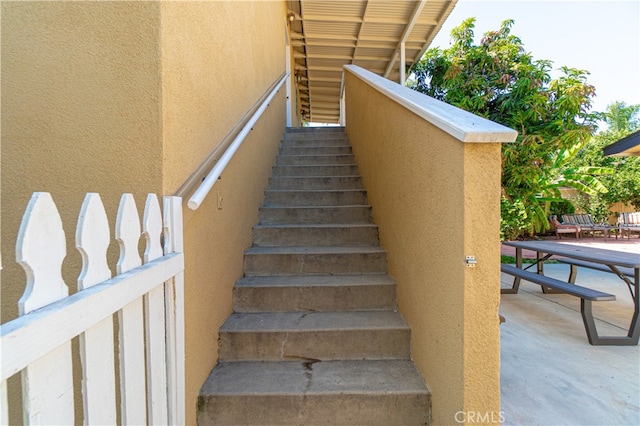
557 258 635 285
501 240 640 346
500 264 615 346
500 264 615 301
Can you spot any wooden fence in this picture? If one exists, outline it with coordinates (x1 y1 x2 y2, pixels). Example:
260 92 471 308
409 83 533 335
1 192 185 424
559 188 636 217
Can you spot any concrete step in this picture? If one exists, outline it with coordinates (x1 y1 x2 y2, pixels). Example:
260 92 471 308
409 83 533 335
268 176 363 190
283 136 350 144
243 246 387 276
280 146 352 156
286 126 345 134
198 360 430 425
280 138 351 148
253 223 379 247
271 164 359 176
276 154 356 166
218 311 410 361
264 189 367 206
283 132 348 141
233 274 396 312
259 205 372 224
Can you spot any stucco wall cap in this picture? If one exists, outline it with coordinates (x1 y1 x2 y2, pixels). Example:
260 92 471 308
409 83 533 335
344 65 518 143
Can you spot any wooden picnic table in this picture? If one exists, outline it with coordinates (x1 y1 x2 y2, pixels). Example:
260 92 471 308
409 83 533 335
502 240 640 346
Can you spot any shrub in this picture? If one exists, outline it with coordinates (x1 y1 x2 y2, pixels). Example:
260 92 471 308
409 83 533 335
500 196 529 241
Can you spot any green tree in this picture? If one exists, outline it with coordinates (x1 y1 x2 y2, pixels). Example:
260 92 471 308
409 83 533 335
568 102 640 212
598 101 640 133
410 18 602 238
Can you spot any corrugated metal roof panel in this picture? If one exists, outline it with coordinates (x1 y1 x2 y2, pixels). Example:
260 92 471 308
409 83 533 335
306 45 354 57
354 46 394 58
360 23 405 39
292 0 458 123
308 70 343 80
304 21 360 36
303 0 366 17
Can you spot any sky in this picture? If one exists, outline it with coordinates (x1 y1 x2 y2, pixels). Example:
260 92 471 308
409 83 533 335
429 0 640 115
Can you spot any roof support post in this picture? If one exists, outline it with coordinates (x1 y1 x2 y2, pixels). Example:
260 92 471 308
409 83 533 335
285 24 292 127
384 1 426 79
399 42 406 85
339 72 346 126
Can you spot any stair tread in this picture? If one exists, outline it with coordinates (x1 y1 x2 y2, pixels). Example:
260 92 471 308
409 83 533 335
280 147 353 152
280 144 352 149
276 156 356 165
245 245 386 254
236 274 395 288
283 134 349 139
233 274 396 313
273 165 357 170
254 223 377 229
258 206 372 225
282 144 351 146
273 163 357 166
201 360 428 396
271 165 359 176
261 204 371 208
265 189 366 193
270 175 362 178
286 127 345 132
221 311 408 332
282 143 351 146
268 176 364 189
277 154 354 157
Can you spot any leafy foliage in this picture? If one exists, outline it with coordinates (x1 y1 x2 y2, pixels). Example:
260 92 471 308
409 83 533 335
572 193 611 224
598 101 640 134
567 102 640 212
409 18 604 239
500 196 528 241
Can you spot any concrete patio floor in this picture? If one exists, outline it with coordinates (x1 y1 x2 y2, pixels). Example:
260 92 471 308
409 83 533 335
500 238 640 425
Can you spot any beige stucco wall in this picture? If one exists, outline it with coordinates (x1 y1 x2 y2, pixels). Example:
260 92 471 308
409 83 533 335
160 0 287 194
2 1 163 318
160 2 287 423
1 2 164 423
2 1 287 424
345 72 502 425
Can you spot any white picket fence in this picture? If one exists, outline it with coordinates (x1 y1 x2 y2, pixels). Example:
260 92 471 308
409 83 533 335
0 192 185 425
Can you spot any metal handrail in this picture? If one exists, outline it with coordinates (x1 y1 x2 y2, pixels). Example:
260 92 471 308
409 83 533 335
185 72 289 210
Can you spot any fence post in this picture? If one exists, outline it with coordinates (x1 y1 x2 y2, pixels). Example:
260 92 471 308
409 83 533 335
163 196 185 424
115 194 147 425
76 194 117 424
143 194 169 425
16 193 74 424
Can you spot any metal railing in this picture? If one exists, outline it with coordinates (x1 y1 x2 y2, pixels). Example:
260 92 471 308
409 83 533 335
179 72 289 210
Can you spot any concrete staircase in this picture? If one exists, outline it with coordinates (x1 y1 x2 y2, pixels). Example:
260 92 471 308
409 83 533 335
198 127 430 425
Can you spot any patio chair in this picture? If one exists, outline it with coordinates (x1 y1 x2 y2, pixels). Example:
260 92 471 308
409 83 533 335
550 215 581 239
618 212 640 239
562 213 615 239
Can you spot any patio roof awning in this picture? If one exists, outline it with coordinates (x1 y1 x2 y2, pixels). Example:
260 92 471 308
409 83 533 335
288 0 458 123
603 129 640 156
